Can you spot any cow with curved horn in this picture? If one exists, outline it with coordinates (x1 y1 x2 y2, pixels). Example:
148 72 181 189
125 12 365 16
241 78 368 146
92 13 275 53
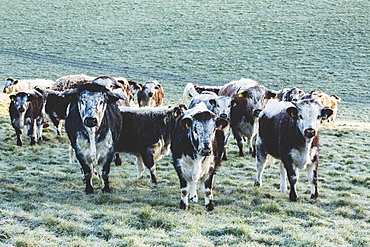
218 78 283 157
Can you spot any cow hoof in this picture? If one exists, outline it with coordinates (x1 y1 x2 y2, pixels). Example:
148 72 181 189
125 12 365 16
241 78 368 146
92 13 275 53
254 181 261 187
238 152 245 157
180 201 188 210
85 188 94 194
102 187 111 193
151 176 158 184
206 201 215 211
289 194 298 202
311 193 319 199
17 142 22 147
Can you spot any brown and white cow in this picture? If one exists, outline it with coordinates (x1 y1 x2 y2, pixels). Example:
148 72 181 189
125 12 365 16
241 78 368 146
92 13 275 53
63 77 124 194
218 78 282 157
4 77 54 94
254 99 333 201
171 103 229 211
302 90 341 123
137 80 164 107
9 89 45 146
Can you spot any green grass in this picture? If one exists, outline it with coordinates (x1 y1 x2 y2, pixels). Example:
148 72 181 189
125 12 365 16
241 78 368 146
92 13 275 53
0 91 369 246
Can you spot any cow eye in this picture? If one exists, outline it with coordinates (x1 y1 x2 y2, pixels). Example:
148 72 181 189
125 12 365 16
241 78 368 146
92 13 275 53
299 115 303 119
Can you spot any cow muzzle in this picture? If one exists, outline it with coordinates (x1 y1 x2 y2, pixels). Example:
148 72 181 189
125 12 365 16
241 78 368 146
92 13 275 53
148 92 153 97
18 107 25 113
199 148 212 156
84 117 98 127
253 109 262 117
220 113 228 120
304 128 316 138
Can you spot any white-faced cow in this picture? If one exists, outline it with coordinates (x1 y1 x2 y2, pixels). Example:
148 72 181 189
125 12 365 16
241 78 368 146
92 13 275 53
9 89 44 146
277 87 304 102
137 80 164 107
302 90 341 123
218 78 282 157
254 99 333 201
171 103 229 211
115 105 186 183
188 93 232 161
63 76 124 194
4 77 54 94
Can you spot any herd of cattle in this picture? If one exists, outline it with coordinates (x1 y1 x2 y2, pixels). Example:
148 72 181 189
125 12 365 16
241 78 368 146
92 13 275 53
3 75 341 211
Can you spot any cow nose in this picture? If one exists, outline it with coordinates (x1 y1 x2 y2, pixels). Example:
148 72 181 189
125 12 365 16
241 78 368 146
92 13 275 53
148 92 153 97
304 128 316 138
199 148 212 156
253 109 262 117
220 113 228 119
18 107 25 113
84 117 98 127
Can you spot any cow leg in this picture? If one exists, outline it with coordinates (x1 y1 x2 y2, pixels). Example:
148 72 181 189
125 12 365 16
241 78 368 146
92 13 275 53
114 153 122 166
203 168 216 211
254 151 268 187
13 126 23 146
135 155 145 179
306 161 319 199
234 133 245 157
173 161 189 210
75 153 94 194
27 120 36 145
100 157 112 193
279 162 287 192
285 164 299 201
36 117 43 142
249 134 257 157
141 150 157 184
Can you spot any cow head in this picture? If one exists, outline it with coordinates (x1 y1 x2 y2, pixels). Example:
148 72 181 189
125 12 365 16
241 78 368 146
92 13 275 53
10 92 35 113
209 96 231 120
278 87 304 102
3 78 17 93
181 104 228 156
62 79 124 128
236 85 283 118
142 80 162 98
286 99 333 139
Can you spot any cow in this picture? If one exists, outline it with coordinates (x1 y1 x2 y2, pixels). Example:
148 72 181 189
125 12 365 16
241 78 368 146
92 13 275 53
218 78 283 157
3 77 54 94
114 105 186 183
63 77 124 194
171 103 229 211
254 99 333 201
188 93 232 160
302 90 341 123
183 82 222 99
51 74 94 91
9 89 44 146
277 87 304 102
137 80 164 107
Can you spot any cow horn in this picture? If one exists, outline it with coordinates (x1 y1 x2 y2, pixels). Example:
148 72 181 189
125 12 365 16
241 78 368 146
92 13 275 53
268 82 285 95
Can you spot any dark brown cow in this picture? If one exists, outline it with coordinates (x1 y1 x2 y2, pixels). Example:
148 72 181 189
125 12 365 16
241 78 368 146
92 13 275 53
218 78 282 157
9 89 44 146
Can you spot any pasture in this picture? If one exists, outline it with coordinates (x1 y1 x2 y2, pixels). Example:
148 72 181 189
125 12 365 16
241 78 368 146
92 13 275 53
0 0 369 246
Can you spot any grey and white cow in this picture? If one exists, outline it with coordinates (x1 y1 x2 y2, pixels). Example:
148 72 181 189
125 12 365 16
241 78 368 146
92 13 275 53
171 103 229 211
254 99 333 201
277 87 304 102
63 77 124 194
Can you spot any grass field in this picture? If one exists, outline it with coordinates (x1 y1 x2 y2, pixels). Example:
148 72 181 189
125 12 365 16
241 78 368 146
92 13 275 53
1 0 369 246
0 93 369 246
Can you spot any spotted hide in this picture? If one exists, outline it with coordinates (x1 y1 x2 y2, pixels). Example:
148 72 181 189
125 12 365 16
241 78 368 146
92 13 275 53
63 77 124 194
255 99 333 201
171 103 228 211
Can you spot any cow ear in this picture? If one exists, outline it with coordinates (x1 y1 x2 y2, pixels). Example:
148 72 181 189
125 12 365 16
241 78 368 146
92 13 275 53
107 91 125 104
181 118 192 129
27 95 34 101
267 91 278 99
209 99 216 107
321 108 333 120
9 95 16 101
287 107 298 119
60 88 79 102
173 107 183 118
13 80 19 85
215 118 229 130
